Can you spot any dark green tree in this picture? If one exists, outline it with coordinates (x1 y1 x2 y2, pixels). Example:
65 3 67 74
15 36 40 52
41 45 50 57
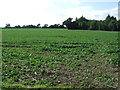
42 24 48 28
104 15 117 30
63 17 73 29
5 23 11 28
108 20 117 31
15 25 21 28
77 16 88 22
89 20 98 30
49 24 65 28
75 16 88 30
37 24 41 28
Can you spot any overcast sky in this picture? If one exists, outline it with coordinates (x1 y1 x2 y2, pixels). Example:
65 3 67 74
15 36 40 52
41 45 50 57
0 0 119 27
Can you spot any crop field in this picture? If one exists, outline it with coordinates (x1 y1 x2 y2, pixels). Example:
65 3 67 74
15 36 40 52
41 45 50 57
2 28 119 88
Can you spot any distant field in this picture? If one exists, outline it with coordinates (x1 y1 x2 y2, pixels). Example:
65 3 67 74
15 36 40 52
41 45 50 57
2 28 119 88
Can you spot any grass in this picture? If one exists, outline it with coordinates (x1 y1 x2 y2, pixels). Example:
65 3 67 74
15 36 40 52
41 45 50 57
2 28 119 88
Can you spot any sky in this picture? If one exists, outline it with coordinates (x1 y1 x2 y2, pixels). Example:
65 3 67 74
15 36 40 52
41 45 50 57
0 0 119 27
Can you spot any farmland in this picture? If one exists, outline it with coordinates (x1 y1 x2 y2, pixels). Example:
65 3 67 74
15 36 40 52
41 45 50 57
2 28 119 88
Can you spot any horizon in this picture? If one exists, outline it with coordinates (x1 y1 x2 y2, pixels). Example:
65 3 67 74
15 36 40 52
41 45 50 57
0 0 119 27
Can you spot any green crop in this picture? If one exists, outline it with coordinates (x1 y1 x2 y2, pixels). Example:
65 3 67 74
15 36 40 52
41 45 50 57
2 28 119 88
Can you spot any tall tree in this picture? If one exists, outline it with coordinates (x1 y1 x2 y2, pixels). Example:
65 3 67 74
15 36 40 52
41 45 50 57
42 24 48 28
37 24 41 28
108 20 117 31
15 25 21 28
97 20 104 30
63 17 73 29
89 20 98 30
5 23 11 28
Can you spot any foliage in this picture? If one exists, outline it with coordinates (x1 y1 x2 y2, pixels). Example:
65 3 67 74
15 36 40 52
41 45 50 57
63 15 119 31
4 15 119 31
5 24 11 28
2 28 119 88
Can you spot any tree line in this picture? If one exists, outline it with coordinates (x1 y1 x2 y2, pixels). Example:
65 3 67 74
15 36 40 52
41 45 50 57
63 15 120 31
5 23 65 29
5 15 120 31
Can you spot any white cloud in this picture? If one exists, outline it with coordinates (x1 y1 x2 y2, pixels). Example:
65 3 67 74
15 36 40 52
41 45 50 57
53 6 118 21
0 0 118 27
85 7 118 20
71 0 80 5
0 0 55 26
